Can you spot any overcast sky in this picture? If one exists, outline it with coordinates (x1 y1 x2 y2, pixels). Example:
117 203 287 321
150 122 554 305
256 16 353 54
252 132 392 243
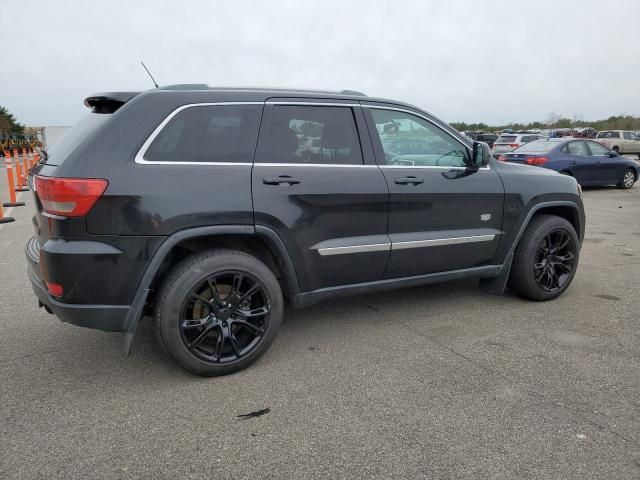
2 0 639 126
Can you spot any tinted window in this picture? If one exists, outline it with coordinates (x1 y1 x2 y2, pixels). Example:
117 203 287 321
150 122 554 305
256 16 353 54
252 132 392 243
145 105 261 163
587 142 610 156
45 113 110 166
512 140 558 153
260 106 363 165
520 135 541 143
566 141 589 156
597 131 620 139
623 132 634 140
370 109 467 167
496 136 517 143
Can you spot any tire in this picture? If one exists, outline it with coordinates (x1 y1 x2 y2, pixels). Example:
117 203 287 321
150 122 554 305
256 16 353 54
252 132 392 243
618 168 636 189
155 249 284 376
508 214 579 301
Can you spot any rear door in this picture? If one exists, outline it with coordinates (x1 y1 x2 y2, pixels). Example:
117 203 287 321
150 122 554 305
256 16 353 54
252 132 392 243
363 105 504 278
252 101 390 293
563 140 596 184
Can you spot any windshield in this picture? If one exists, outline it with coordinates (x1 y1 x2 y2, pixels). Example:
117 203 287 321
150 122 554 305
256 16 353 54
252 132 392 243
45 113 111 166
512 140 559 153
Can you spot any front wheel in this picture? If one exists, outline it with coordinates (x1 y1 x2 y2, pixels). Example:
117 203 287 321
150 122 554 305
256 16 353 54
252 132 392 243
508 215 579 301
618 168 636 189
155 249 283 376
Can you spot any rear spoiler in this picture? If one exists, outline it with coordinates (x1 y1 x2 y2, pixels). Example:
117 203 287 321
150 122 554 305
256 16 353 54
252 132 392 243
84 91 140 113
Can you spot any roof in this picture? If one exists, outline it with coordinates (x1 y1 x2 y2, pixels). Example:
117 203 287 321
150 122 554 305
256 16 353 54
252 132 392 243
156 84 368 97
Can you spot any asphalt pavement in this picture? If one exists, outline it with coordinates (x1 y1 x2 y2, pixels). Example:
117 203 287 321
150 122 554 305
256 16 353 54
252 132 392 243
1 170 639 479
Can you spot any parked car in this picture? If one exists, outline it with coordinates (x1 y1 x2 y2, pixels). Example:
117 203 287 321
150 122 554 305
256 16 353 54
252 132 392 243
595 130 640 158
493 133 544 156
26 85 585 376
466 131 498 147
498 138 638 188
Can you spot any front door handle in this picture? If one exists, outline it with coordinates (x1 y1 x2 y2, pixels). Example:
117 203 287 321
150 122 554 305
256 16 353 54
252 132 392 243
394 176 424 185
263 175 301 186
570 160 577 165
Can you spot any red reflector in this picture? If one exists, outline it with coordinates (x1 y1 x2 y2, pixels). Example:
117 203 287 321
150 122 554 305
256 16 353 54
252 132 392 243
526 157 548 165
35 176 108 217
498 155 508 162
45 281 64 297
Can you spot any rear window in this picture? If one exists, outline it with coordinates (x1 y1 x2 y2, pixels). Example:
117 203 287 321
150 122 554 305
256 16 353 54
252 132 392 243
597 131 620 139
44 113 110 166
496 136 517 143
144 105 262 163
512 140 556 153
520 135 540 143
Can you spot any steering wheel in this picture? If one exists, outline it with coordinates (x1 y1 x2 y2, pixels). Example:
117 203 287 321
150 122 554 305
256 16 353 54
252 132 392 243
434 149 460 166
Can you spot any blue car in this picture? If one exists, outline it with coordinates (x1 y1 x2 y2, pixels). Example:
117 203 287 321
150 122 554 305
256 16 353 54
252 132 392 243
499 138 639 189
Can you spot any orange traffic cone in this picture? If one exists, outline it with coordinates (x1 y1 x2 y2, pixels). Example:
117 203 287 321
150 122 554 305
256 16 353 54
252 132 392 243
14 149 28 192
3 154 25 208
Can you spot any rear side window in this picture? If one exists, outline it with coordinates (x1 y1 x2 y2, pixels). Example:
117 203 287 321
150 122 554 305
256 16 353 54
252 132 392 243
566 141 589 156
45 113 110 166
496 136 517 143
144 104 262 163
259 105 363 165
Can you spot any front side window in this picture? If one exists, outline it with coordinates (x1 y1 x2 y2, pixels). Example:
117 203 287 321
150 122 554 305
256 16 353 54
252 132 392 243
370 109 467 167
260 106 363 165
144 104 262 163
587 141 611 156
566 141 589 156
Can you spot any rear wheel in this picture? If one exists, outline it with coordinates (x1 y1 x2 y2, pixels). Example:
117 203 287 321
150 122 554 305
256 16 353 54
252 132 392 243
618 168 636 189
155 249 283 376
508 215 579 301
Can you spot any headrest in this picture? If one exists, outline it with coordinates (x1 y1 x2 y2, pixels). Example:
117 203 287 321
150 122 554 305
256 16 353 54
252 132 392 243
321 123 351 149
270 124 299 155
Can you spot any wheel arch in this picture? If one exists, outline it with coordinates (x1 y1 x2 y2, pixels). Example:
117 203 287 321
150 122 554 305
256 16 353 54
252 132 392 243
122 224 300 354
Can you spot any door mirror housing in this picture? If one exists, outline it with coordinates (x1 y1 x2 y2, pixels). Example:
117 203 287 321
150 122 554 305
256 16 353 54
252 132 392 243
607 150 618 157
471 141 491 167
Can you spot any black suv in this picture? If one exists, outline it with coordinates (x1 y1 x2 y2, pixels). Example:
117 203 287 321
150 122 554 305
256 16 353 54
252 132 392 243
26 85 585 376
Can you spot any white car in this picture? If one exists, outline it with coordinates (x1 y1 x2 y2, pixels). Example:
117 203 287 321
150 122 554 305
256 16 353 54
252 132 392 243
595 130 640 158
492 133 544 156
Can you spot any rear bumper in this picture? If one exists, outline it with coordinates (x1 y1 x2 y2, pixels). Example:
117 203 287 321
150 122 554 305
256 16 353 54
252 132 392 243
26 237 130 332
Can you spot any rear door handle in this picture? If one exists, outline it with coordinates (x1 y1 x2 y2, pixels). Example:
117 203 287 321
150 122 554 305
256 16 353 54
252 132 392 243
262 175 301 186
394 176 424 185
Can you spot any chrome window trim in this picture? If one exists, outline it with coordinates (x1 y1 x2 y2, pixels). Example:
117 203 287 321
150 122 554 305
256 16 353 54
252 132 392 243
317 243 391 256
254 163 378 168
134 102 264 166
391 234 496 250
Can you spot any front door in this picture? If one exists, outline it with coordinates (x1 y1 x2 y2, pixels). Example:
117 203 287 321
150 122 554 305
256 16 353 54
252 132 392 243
252 101 390 292
564 140 597 184
586 140 618 183
363 105 505 278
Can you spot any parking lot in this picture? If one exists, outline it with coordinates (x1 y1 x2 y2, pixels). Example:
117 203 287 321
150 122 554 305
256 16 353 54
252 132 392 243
1 175 639 478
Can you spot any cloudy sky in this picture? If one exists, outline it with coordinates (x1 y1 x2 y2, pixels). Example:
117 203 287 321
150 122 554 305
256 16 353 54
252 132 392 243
2 0 639 126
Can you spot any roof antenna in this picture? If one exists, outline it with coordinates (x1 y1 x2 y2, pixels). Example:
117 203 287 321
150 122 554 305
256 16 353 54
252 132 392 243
140 61 159 88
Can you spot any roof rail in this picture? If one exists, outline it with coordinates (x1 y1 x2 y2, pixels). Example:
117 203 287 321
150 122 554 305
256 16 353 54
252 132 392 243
340 90 367 96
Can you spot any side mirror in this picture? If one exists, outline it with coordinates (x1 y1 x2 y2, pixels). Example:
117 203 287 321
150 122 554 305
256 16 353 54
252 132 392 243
471 141 491 167
607 151 618 157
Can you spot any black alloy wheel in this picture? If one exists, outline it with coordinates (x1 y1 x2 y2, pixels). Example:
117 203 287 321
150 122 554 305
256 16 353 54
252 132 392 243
180 271 270 363
533 229 576 293
155 249 283 376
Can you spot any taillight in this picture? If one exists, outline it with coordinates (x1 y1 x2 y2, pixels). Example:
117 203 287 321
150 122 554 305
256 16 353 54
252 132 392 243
45 281 64 298
35 176 108 217
526 157 548 166
498 155 508 162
